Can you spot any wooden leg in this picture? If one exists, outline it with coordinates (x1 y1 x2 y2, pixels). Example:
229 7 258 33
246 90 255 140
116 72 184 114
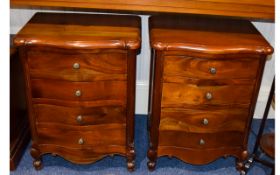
236 151 248 172
30 147 43 170
236 160 245 172
147 148 157 171
126 145 135 172
33 159 43 170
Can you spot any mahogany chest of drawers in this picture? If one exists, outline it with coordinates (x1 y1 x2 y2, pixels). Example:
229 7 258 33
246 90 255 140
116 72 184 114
147 15 273 172
14 13 141 171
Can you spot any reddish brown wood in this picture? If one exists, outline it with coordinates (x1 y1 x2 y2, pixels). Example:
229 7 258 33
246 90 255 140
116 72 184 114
158 130 244 148
34 104 126 126
14 13 141 50
161 83 255 107
126 50 137 171
157 146 244 165
147 50 164 171
10 46 31 171
160 108 249 133
148 15 273 172
38 144 126 164
260 133 275 159
36 123 126 147
10 0 274 20
149 14 273 55
27 48 127 81
31 79 127 101
14 13 140 171
163 56 260 79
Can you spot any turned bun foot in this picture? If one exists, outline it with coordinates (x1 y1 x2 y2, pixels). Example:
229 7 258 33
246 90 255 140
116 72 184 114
147 160 156 171
33 159 43 170
236 161 245 172
127 160 135 172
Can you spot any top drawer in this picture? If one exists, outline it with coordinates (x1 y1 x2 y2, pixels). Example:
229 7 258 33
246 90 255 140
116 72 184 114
27 48 127 81
163 56 260 79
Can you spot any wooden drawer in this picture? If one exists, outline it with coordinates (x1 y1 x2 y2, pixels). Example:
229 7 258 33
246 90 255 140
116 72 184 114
161 83 254 107
163 56 260 79
160 108 248 133
37 123 126 147
31 79 127 102
34 104 126 126
38 144 126 164
27 48 127 81
158 130 243 148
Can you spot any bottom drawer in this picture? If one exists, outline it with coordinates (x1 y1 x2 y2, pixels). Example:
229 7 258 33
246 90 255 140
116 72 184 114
158 130 243 149
157 146 244 165
38 144 126 164
37 123 126 148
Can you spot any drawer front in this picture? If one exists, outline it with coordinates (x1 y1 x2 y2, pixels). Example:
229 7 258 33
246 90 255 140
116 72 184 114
161 83 254 107
27 49 127 81
37 123 126 147
34 104 126 126
163 56 260 79
158 130 243 148
160 108 248 133
31 79 127 102
38 144 126 164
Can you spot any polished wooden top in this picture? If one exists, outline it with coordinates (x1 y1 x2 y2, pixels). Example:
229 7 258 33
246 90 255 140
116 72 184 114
14 13 141 50
10 0 274 20
149 15 273 55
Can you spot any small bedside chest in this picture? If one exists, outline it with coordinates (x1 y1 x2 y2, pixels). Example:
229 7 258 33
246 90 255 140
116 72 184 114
147 15 273 172
14 13 141 171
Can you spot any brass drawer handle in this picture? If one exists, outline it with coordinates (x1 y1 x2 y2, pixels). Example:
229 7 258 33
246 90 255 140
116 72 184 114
78 138 84 145
76 115 83 124
73 63 80 69
202 118 208 125
199 139 205 145
75 90 82 97
209 67 216 74
205 92 213 100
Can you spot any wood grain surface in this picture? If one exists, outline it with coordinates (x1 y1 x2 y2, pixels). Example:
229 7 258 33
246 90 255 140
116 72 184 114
147 15 273 171
37 123 126 147
16 13 140 170
158 131 243 148
160 108 248 133
38 144 126 164
10 0 274 20
14 13 141 50
161 83 254 107
149 15 273 54
27 48 127 81
34 104 126 126
157 146 243 165
31 79 127 102
163 56 260 79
